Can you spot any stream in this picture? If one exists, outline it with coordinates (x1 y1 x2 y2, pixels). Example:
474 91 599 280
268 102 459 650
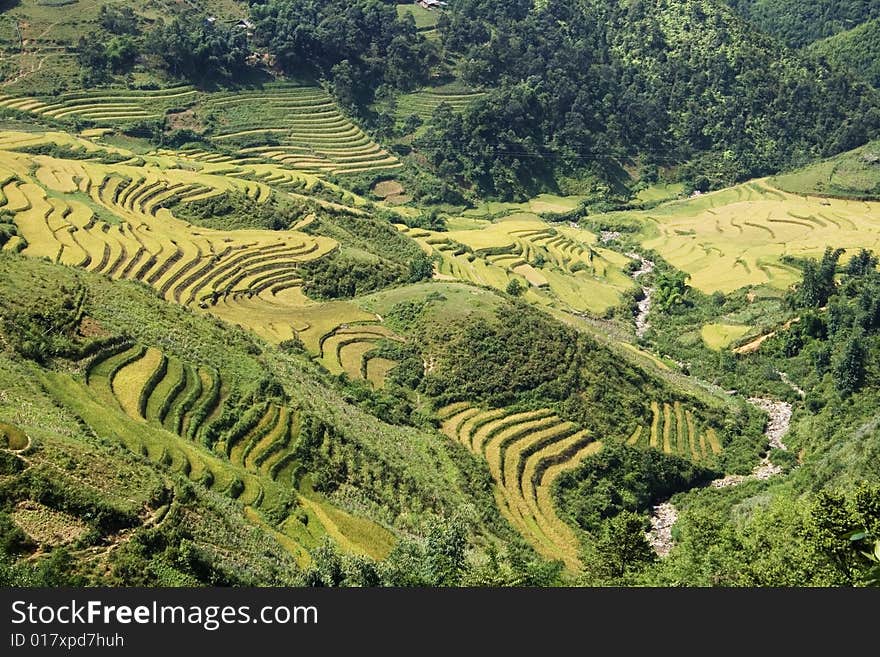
646 396 792 556
625 252 654 338
606 243 794 556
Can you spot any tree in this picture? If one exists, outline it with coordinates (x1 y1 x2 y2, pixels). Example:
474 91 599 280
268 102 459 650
847 248 879 277
330 60 359 111
506 279 524 296
100 5 139 35
592 511 656 580
76 36 111 85
806 485 880 585
379 517 468 586
408 254 434 283
654 269 688 311
794 247 844 308
147 15 249 82
833 331 867 396
106 36 137 73
402 113 423 136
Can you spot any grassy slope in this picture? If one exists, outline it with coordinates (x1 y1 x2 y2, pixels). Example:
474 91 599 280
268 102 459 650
0 255 506 566
772 139 880 199
0 0 246 94
0 350 302 585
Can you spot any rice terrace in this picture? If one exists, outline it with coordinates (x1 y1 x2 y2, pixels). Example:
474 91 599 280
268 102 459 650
0 0 878 594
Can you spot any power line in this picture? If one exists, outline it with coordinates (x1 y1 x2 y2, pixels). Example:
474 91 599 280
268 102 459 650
480 148 686 162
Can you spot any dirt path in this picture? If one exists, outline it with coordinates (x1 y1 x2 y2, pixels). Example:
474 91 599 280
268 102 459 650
646 395 792 555
2 0 105 88
778 371 805 398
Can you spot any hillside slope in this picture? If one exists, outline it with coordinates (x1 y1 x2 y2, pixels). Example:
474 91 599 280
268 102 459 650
415 0 880 198
724 0 880 46
810 18 880 88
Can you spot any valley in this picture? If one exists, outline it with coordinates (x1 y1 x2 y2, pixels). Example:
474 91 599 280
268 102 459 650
0 0 878 589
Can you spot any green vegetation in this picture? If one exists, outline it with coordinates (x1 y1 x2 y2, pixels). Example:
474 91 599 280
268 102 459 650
251 0 434 100
772 140 880 199
417 0 880 199
556 443 715 534
1 0 880 591
725 0 880 47
810 18 880 88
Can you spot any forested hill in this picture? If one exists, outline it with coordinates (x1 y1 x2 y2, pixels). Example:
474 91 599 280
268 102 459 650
724 0 880 47
810 18 880 89
5 1 876 202
408 0 880 198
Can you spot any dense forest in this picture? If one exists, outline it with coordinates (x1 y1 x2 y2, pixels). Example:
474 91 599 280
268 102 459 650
417 0 880 198
250 0 436 108
810 18 880 88
724 0 880 46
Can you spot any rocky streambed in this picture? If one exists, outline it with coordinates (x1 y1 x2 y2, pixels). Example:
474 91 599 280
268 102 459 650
646 396 792 555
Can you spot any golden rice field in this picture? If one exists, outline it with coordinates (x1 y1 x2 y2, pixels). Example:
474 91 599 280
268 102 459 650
438 402 602 571
0 82 400 176
701 323 751 351
397 217 635 314
317 325 402 383
80 342 394 562
626 401 722 463
0 85 198 124
626 179 880 293
0 130 398 386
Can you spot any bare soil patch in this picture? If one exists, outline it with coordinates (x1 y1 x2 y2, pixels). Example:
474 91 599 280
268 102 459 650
372 180 405 199
12 501 90 546
78 315 110 338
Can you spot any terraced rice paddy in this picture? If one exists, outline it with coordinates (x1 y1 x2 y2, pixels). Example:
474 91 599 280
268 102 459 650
0 86 198 124
625 179 880 293
626 401 722 463
438 403 601 570
0 131 398 386
204 83 400 175
318 325 403 382
0 82 399 176
78 343 394 562
398 218 635 314
395 86 485 132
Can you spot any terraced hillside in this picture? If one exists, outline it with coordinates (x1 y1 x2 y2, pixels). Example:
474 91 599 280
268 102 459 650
396 86 485 132
0 86 199 124
317 325 402 385
438 402 602 570
207 83 402 175
71 341 396 563
0 83 400 176
626 401 722 464
0 130 401 385
398 218 635 314
615 179 880 293
0 146 330 302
